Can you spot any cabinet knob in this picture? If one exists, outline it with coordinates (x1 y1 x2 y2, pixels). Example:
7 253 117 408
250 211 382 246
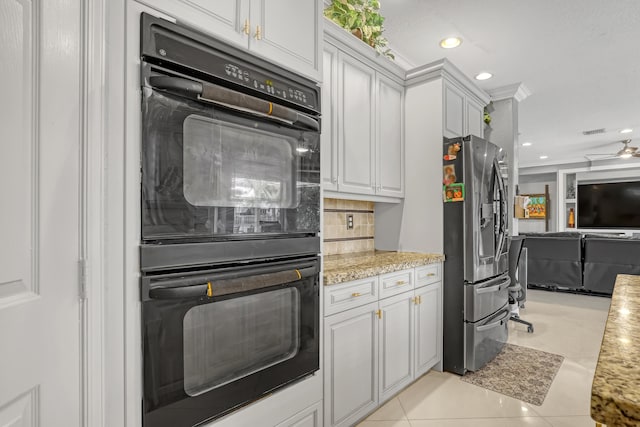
243 19 250 36
412 297 419 305
254 25 262 40
351 292 361 297
375 309 382 319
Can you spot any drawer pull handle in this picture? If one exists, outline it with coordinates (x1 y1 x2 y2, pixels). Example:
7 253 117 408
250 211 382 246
351 292 361 297
396 280 406 286
412 296 419 305
427 273 436 277
375 309 382 319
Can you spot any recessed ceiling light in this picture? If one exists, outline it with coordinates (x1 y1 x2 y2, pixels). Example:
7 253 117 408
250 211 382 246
620 128 633 134
475 72 493 81
522 142 532 147
440 37 462 49
539 155 548 160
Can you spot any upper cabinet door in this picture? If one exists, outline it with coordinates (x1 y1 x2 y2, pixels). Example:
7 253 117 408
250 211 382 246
322 45 339 191
466 99 484 139
338 52 376 195
152 0 250 47
376 74 404 198
250 0 322 80
443 81 465 138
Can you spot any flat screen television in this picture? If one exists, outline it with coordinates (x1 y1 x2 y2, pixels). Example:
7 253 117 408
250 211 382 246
577 181 640 229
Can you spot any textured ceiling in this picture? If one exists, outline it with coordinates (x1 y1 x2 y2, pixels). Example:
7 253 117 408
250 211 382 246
379 0 640 167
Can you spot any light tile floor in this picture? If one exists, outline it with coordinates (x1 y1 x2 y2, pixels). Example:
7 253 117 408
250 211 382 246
357 289 611 427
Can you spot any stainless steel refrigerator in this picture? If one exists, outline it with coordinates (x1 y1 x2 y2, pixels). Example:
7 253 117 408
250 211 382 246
442 135 511 375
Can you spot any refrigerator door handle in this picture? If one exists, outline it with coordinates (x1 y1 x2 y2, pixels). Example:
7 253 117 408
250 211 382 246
476 307 511 332
475 276 511 295
493 158 508 261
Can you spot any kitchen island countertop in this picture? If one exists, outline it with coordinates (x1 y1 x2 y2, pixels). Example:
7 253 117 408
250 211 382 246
591 274 640 426
323 250 445 286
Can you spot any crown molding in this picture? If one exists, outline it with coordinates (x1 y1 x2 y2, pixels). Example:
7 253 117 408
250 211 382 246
489 82 532 103
404 58 491 104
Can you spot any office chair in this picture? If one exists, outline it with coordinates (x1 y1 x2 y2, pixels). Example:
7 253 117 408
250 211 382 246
508 236 534 333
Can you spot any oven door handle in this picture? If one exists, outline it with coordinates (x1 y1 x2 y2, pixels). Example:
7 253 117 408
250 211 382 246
148 75 320 131
148 264 318 300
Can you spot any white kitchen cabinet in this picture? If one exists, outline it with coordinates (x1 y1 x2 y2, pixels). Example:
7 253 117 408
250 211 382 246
338 52 376 195
321 45 339 191
376 75 405 198
248 0 322 80
444 81 465 138
378 292 414 402
467 98 485 138
324 49 405 200
143 0 322 80
323 22 406 201
414 281 442 377
444 80 485 139
323 264 443 426
276 400 323 427
324 301 379 427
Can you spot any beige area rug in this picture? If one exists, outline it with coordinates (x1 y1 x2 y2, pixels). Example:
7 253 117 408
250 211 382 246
461 343 564 406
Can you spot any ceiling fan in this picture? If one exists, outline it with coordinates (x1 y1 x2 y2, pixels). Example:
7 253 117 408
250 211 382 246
585 139 640 160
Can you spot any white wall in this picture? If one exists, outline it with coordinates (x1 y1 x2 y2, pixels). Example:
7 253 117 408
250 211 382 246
376 79 444 253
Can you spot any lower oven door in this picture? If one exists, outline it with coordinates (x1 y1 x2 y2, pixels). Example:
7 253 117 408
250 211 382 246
141 257 320 427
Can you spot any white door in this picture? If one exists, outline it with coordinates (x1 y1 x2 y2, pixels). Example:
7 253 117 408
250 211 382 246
378 292 413 402
338 52 375 195
324 302 379 427
0 1 82 425
414 282 442 377
443 81 465 138
250 0 321 80
321 45 339 191
376 74 404 198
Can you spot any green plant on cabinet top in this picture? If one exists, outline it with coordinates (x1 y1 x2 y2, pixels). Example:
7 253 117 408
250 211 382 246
324 0 394 59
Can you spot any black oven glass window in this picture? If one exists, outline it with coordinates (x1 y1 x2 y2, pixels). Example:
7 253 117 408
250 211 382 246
142 90 320 242
183 287 300 397
183 115 297 209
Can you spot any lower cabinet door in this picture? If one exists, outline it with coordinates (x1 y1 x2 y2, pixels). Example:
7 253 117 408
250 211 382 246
414 282 442 377
324 301 379 427
276 400 323 427
378 291 414 402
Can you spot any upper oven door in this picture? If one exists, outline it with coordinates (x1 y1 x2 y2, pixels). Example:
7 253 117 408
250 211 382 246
141 73 320 242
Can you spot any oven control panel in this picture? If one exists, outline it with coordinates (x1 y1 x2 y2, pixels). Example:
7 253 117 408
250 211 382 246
222 62 317 112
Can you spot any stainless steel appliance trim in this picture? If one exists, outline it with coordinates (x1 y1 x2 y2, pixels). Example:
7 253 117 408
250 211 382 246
464 272 511 322
464 303 509 372
140 236 320 272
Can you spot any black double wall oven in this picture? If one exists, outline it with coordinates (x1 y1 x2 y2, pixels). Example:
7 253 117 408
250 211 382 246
139 14 321 427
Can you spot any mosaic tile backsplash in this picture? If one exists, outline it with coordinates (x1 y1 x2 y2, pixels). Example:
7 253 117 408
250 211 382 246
323 198 374 255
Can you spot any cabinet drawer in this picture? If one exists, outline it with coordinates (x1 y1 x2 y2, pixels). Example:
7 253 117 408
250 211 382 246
379 269 414 299
324 276 378 316
415 264 441 288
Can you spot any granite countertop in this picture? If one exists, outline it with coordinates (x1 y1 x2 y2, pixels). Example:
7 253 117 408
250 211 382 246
591 274 640 426
323 250 445 286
